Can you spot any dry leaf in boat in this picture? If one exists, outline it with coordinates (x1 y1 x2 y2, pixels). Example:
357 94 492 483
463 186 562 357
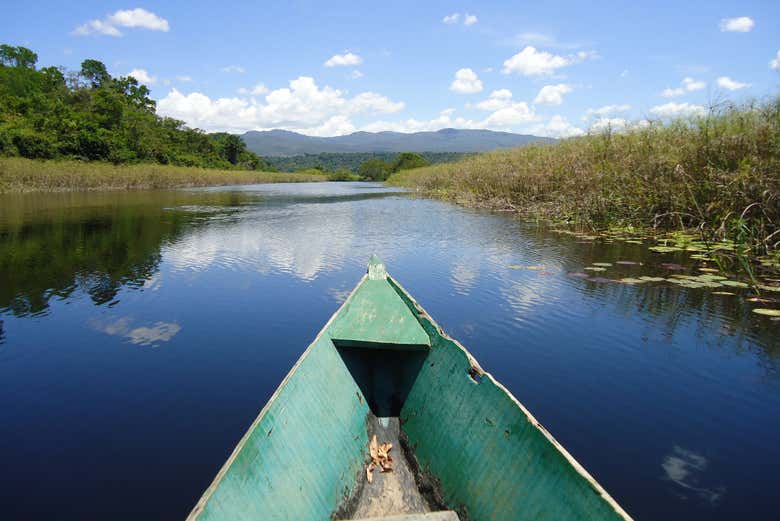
366 461 375 483
366 435 394 482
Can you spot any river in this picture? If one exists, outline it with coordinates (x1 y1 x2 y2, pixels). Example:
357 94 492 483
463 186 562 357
1 182 778 520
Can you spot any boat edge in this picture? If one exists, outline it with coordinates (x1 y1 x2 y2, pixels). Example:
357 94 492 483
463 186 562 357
386 275 634 521
184 273 370 521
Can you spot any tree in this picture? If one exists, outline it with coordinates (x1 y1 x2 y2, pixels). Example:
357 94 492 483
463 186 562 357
358 158 392 181
80 59 110 88
391 152 428 172
0 45 37 68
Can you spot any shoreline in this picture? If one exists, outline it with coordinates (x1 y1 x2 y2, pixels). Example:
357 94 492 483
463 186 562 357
0 158 327 193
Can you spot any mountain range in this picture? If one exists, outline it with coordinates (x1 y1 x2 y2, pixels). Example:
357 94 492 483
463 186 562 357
241 128 554 157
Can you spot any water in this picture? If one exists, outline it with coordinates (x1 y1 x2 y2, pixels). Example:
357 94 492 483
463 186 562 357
1 182 778 520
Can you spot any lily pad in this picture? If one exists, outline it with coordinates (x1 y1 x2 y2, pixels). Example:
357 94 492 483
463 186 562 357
752 308 780 317
619 277 646 284
649 246 683 253
639 276 666 282
712 291 736 296
720 280 749 288
584 267 607 272
616 260 641 265
698 267 720 273
592 262 613 267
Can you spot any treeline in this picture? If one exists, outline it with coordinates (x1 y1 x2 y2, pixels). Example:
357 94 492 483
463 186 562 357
0 44 271 170
264 151 468 175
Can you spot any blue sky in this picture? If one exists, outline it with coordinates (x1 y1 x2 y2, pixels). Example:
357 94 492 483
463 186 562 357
4 1 780 136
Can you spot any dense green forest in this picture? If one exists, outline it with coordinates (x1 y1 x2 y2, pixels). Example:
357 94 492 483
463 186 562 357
0 44 270 170
264 151 468 174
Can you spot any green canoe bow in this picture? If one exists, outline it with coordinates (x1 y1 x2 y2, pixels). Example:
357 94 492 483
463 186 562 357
186 257 631 521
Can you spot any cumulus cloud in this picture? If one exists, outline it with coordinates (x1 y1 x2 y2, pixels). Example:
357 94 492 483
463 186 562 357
443 13 460 24
74 8 169 37
649 102 707 118
481 102 537 126
450 68 483 94
589 117 628 131
157 76 404 134
534 84 572 105
238 83 269 95
128 68 156 85
474 89 513 111
221 65 245 73
324 52 362 67
502 46 596 76
771 51 780 70
719 16 754 32
529 115 584 138
716 76 750 90
661 77 706 97
464 14 478 26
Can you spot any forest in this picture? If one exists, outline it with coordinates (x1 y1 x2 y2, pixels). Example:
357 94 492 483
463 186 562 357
0 44 271 170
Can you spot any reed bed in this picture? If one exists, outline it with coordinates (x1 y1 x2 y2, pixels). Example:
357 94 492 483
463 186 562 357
389 97 780 253
0 158 327 193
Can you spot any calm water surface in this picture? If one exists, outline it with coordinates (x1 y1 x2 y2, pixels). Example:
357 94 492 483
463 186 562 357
1 182 778 520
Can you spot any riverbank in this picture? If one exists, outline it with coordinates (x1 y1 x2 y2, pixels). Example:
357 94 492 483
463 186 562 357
0 158 327 193
388 97 780 255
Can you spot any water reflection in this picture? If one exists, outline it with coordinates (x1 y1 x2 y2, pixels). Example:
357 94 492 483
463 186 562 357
1 182 779 520
662 446 725 504
90 316 182 347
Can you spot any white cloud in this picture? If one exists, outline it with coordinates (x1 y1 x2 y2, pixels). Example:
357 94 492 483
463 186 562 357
443 13 460 24
221 65 245 73
238 83 269 95
502 46 595 76
661 77 706 97
350 70 364 79
176 75 193 82
771 51 780 70
92 317 181 347
530 115 584 138
474 89 513 111
649 102 707 119
719 16 754 32
324 52 362 67
534 84 572 105
157 76 404 134
584 104 631 119
464 14 478 26
716 76 750 91
74 8 169 37
450 68 483 94
589 117 628 131
128 68 156 85
482 102 537 126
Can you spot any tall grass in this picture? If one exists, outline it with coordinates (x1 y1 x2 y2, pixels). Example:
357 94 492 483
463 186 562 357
389 97 780 253
0 158 327 193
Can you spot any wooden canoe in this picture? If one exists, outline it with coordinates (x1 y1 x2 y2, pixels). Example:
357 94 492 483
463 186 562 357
186 257 632 521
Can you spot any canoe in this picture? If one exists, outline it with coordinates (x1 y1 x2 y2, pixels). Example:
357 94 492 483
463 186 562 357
186 257 632 521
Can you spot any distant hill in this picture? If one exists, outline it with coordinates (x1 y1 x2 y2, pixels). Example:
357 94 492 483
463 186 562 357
242 128 554 156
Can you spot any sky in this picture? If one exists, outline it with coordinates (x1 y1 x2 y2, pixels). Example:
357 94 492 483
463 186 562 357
3 1 780 137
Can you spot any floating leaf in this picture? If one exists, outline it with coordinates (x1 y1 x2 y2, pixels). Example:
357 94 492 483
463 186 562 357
616 260 641 265
638 276 666 282
698 267 719 273
592 262 613 267
619 277 646 284
758 285 780 293
649 246 683 253
747 297 776 304
752 308 780 317
720 280 749 288
584 267 607 272
712 291 736 296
